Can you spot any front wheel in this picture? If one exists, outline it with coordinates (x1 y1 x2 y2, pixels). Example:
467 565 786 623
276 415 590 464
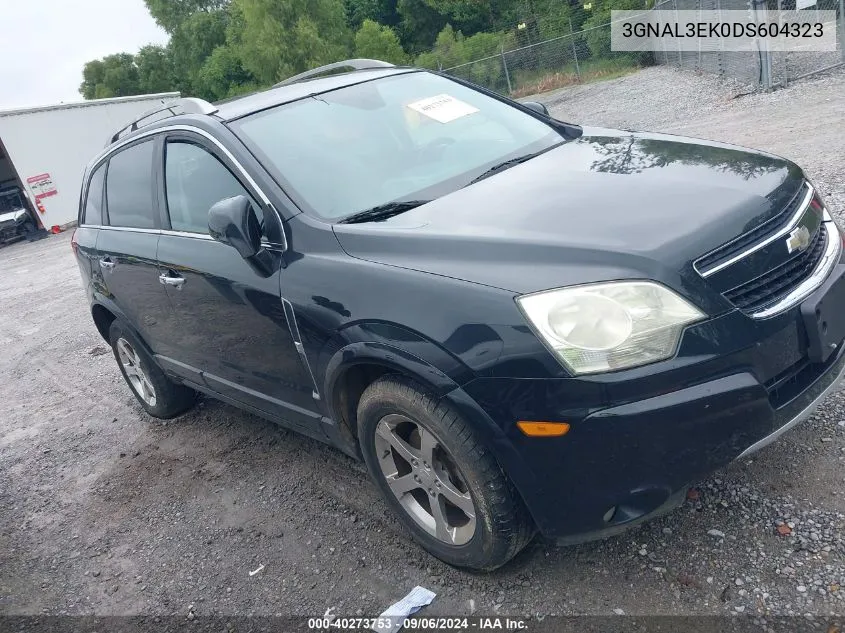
358 376 534 571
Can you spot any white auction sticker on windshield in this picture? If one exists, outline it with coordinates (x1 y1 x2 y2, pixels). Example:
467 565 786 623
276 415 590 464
406 94 479 123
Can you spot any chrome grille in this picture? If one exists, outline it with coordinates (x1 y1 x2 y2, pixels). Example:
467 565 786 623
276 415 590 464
696 182 810 273
724 226 827 313
694 180 842 319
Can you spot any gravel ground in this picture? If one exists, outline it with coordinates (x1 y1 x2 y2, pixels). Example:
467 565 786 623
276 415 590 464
2 66 845 620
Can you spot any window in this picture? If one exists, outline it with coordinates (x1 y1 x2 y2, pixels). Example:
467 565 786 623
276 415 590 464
231 71 563 221
83 163 106 225
105 141 156 229
164 141 254 234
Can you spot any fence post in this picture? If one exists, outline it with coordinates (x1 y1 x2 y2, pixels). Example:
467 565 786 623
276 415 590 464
840 0 845 62
778 0 787 87
568 18 581 80
716 0 724 76
500 45 513 94
673 0 683 65
697 0 703 70
751 0 773 90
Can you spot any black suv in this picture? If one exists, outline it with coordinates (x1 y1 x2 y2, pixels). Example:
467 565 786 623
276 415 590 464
73 59 845 571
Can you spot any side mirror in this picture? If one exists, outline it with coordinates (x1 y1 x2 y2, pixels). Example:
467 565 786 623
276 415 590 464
208 195 274 275
522 101 549 116
208 195 262 259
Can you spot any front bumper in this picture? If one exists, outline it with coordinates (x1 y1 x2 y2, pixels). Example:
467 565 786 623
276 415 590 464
455 267 845 542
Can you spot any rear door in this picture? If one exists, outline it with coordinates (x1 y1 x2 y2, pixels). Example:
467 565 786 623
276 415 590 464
74 162 107 287
96 138 172 350
153 132 322 432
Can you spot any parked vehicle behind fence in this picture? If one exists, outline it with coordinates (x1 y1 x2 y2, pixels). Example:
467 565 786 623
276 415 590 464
73 59 845 570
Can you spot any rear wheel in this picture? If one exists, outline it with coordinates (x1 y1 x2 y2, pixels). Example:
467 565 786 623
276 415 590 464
358 375 534 571
108 320 196 419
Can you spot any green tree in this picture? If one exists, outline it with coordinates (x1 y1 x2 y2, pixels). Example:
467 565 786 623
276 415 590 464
233 0 351 85
79 53 140 99
416 24 510 88
582 0 651 63
344 0 399 29
144 0 230 33
354 19 407 63
197 45 259 99
422 0 491 34
136 45 176 93
396 0 447 53
169 9 229 94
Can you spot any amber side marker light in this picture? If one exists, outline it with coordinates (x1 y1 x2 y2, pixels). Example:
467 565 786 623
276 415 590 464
516 421 571 437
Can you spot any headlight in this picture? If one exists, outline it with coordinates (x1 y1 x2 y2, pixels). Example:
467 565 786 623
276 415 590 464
516 281 705 375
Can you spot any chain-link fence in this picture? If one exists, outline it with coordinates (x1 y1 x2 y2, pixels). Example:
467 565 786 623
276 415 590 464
436 0 844 96
654 0 845 88
440 21 652 98
769 0 845 85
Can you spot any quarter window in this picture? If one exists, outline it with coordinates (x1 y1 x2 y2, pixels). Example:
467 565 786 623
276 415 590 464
164 141 255 234
105 141 156 229
83 163 106 225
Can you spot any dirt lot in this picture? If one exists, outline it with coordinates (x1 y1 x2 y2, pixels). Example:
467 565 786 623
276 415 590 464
2 66 845 619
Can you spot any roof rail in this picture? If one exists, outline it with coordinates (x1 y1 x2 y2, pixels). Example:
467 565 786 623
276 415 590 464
108 97 219 145
273 59 395 88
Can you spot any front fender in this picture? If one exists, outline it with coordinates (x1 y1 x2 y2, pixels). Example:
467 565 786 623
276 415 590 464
318 321 478 399
322 340 462 407
319 335 544 530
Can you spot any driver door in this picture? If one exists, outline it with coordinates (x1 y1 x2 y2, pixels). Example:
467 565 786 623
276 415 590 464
152 132 322 432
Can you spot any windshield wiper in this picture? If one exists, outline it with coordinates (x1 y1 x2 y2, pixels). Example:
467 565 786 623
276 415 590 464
465 150 549 186
338 200 431 224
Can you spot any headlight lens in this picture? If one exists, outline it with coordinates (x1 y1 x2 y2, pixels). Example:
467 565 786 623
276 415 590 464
517 281 705 375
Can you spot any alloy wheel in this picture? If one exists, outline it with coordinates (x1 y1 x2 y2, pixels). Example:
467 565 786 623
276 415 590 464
374 413 477 545
116 338 157 407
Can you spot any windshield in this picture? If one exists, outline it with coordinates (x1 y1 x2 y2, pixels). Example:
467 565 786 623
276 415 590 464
231 71 564 221
0 190 24 214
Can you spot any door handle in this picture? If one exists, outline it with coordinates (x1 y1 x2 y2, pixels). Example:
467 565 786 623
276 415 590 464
158 273 186 289
99 257 115 270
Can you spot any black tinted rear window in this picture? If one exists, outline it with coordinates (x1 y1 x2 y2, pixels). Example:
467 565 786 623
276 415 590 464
106 141 156 229
83 163 106 225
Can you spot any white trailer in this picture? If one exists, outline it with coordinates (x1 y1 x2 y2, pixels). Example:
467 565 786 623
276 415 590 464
0 92 179 232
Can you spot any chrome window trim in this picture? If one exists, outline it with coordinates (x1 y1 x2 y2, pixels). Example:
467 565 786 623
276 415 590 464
699 184 815 278
82 124 288 248
90 124 271 208
76 225 214 240
78 225 286 248
79 224 160 234
162 229 214 241
750 218 842 319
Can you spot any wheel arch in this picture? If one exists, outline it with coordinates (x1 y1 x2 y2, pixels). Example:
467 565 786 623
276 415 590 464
91 303 117 341
89 296 155 359
323 342 545 536
323 341 462 448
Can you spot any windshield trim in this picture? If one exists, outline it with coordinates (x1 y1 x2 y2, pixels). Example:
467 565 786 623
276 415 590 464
224 69 423 123
228 71 572 224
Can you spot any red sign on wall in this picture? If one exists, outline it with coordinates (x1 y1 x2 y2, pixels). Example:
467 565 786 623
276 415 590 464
26 173 57 214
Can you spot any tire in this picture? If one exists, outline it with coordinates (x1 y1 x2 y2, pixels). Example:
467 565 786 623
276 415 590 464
108 319 196 419
21 219 38 242
358 375 534 571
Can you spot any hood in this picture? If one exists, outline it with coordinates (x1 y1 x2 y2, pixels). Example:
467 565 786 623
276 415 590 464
0 208 27 225
333 127 803 309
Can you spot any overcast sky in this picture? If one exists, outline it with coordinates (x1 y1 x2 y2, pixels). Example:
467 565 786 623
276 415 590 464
1 0 169 110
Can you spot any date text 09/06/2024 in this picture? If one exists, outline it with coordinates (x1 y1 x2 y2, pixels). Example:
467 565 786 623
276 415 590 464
307 616 529 630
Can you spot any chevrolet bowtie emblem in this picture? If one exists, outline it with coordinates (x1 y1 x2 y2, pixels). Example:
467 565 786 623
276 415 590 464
786 225 811 254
